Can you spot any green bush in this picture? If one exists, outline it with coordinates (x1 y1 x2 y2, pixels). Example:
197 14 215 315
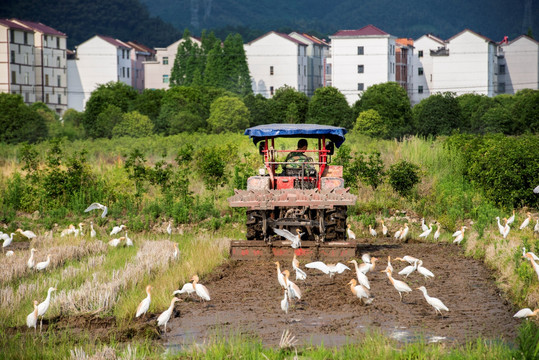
112 111 154 138
207 96 250 133
353 109 388 138
354 151 385 190
388 160 420 197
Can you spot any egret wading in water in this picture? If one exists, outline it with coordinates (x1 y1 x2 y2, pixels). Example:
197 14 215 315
417 286 449 316
136 285 152 318
157 297 181 335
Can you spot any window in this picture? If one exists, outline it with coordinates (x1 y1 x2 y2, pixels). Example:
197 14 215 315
270 86 274 96
45 74 49 86
11 71 16 84
418 50 423 58
58 94 61 104
304 65 306 75
10 30 15 43
56 37 60 48
127 68 130 78
162 74 169 83
357 65 364 73
163 57 168 65
357 83 364 91
25 92 29 102
57 56 60 67
24 53 28 65
24 32 28 44
122 49 125 59
25 73 29 85
57 75 61 87
357 46 364 55
11 50 15 63
499 64 506 75
270 66 274 75
46 93 49 103
418 67 424 75
298 64 300 75
498 82 505 93
418 85 423 94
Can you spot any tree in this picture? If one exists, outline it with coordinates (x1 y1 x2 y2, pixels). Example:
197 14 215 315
207 96 250 133
353 82 412 139
513 89 539 134
307 86 352 128
457 93 494 133
243 94 274 126
95 104 124 138
49 108 84 140
0 93 48 143
353 109 388 138
388 160 421 197
169 111 205 134
112 111 154 137
132 89 165 122
222 33 252 96
413 92 463 137
170 29 204 87
157 86 208 134
270 86 309 124
204 42 227 89
83 81 138 138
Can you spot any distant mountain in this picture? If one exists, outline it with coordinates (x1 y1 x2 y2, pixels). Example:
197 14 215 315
0 0 181 49
140 0 537 42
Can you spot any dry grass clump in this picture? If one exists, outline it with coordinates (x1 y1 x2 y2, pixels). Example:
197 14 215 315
53 240 176 315
0 240 107 284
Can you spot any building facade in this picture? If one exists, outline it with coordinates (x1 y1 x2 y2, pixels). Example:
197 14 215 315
330 25 397 105
244 31 308 98
11 19 67 114
127 41 155 92
68 35 132 111
288 32 329 97
143 36 201 90
498 35 539 94
0 19 36 105
395 38 414 98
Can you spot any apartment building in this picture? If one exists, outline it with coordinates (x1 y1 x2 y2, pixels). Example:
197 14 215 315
330 25 397 105
0 19 36 104
126 41 155 92
244 31 308 98
395 38 414 98
498 35 539 94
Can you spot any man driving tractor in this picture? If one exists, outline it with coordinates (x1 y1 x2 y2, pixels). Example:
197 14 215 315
284 139 315 175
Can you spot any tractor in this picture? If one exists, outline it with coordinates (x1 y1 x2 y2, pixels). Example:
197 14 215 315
227 124 358 260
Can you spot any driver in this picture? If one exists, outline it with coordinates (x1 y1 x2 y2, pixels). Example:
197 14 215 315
285 139 315 174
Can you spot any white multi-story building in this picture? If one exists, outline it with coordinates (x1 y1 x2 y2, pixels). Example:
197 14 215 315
0 19 36 105
288 32 329 97
126 41 155 92
143 36 201 90
244 31 308 98
498 35 539 94
68 35 132 111
330 25 397 105
11 19 67 114
412 29 498 104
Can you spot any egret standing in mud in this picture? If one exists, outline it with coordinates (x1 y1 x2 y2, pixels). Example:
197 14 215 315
417 286 449 316
136 285 152 318
513 308 539 319
157 297 181 335
274 261 286 288
282 270 302 300
173 282 195 297
292 254 307 281
191 275 211 302
347 279 372 305
348 260 371 289
281 289 289 314
381 268 412 302
416 260 435 279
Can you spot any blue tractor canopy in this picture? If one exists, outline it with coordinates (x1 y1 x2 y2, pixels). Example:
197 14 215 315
244 124 348 148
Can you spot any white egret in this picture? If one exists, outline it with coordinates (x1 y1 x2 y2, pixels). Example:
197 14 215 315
523 253 539 281
523 247 539 261
433 223 441 241
348 260 371 289
84 202 108 218
349 257 378 276
398 261 417 278
453 226 466 244
381 220 388 237
17 228 37 239
6 250 14 256
272 228 303 249
173 283 195 297
519 213 532 230
157 297 181 335
399 224 409 241
191 275 211 302
60 224 75 237
305 261 350 278
347 279 372 305
513 308 539 319
281 289 289 314
27 248 37 269
394 255 419 265
167 221 172 235
136 285 152 318
417 286 449 316
172 243 180 260
282 270 302 300
369 225 377 237
347 224 356 240
534 219 539 234
27 300 39 331
2 232 14 249
502 221 510 239
125 232 133 246
274 261 286 288
419 223 433 239
421 218 428 232
534 185 539 194
110 225 126 236
506 210 515 225
292 254 307 281
417 260 435 279
452 226 467 237
35 255 51 271
386 256 394 273
381 268 412 301
108 237 125 247
90 222 96 238
74 222 84 237
394 227 403 239
37 287 56 331
495 217 505 235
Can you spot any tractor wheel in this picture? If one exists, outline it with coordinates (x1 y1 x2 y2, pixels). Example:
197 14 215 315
246 210 263 240
324 206 347 241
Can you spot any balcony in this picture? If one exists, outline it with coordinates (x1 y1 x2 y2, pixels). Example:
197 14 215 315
430 47 449 56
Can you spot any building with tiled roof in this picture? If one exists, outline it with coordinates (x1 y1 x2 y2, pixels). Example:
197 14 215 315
10 19 68 114
289 32 330 96
498 35 539 94
244 31 308 97
330 25 398 104
126 41 155 91
0 19 36 105
67 35 133 111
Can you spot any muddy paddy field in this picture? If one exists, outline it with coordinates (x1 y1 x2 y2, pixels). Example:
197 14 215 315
164 240 520 349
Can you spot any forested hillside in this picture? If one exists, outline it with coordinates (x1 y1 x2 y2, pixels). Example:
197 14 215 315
0 0 181 49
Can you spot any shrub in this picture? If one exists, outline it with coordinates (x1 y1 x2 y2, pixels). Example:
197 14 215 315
169 111 205 134
388 160 421 197
354 151 386 190
353 109 388 138
207 96 250 133
112 111 154 138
